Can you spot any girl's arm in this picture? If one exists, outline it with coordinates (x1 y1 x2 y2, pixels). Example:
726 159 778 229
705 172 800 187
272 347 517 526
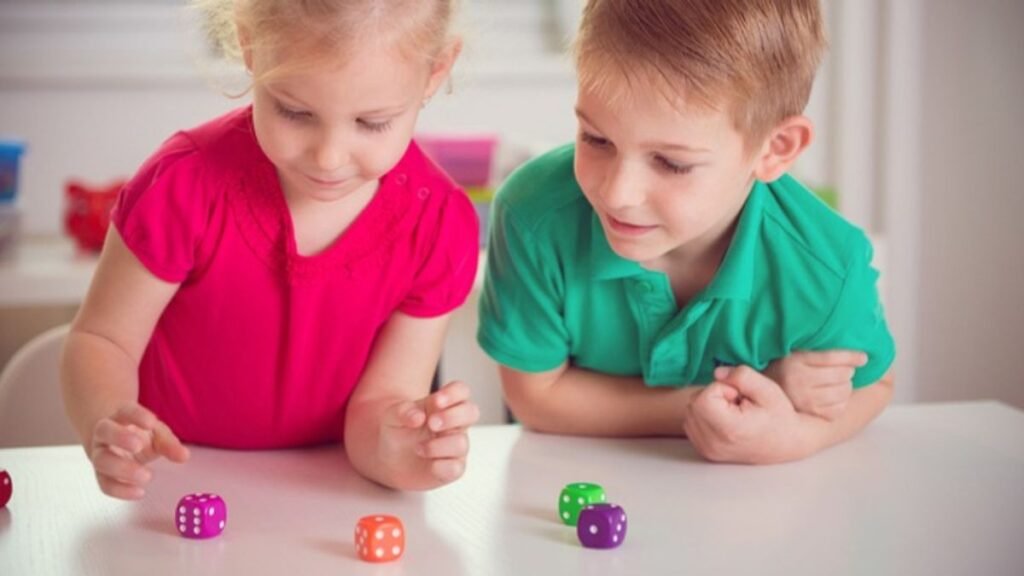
61 228 189 499
500 364 703 437
344 311 480 491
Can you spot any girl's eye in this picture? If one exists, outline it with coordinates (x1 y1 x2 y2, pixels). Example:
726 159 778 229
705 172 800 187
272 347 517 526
274 101 312 122
654 155 694 175
358 119 393 133
580 131 611 148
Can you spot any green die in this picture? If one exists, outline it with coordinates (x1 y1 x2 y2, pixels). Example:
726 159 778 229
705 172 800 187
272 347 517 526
558 482 606 525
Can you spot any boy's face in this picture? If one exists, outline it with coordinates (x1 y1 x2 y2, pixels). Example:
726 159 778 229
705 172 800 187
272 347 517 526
573 80 763 268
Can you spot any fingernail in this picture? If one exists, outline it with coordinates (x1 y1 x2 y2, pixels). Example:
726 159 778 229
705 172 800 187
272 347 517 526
134 469 151 483
428 416 443 431
714 366 732 379
435 395 448 409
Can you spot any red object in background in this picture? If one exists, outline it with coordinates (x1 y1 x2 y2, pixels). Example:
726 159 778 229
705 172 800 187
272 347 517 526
64 180 123 252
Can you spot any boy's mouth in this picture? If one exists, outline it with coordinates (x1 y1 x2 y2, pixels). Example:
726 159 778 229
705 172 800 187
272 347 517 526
607 215 658 236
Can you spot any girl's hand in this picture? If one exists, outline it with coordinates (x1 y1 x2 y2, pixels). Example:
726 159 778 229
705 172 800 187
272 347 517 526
764 350 867 421
89 403 190 500
378 380 480 490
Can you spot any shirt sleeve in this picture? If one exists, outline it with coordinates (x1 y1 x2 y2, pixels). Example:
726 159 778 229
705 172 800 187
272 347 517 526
801 232 897 387
111 132 209 283
476 190 570 372
398 189 480 318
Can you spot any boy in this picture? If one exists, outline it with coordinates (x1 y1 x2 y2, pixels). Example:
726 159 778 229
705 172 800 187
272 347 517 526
478 0 895 464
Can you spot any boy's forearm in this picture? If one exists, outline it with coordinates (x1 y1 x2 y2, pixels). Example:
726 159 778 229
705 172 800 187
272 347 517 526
60 329 141 447
796 372 894 456
506 366 702 437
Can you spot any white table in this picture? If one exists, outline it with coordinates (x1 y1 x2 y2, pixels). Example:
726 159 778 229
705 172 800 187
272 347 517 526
1 401 1022 575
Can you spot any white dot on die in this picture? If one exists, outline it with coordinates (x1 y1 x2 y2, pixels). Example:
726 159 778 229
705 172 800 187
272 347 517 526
392 546 401 555
362 547 368 556
600 494 606 501
562 495 569 503
219 521 225 529
561 512 570 520
3 478 8 485
375 548 384 558
193 527 200 535
392 528 401 538
621 514 626 522
193 509 200 516
616 524 622 532
578 484 586 488
613 535 619 543
178 506 185 514
589 525 598 535
375 530 383 540
375 516 384 521
178 525 185 533
179 516 185 524
193 518 200 525
577 497 584 505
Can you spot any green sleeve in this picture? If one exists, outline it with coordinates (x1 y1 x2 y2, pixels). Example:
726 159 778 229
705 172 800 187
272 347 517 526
802 233 896 387
477 190 570 372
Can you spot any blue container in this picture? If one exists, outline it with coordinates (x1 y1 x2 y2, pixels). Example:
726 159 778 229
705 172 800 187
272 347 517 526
0 139 27 204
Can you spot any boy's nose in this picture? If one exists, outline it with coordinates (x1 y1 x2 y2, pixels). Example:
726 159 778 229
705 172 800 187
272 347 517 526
601 162 645 209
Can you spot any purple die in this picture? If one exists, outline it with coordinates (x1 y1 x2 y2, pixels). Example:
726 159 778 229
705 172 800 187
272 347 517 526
175 493 227 539
577 503 627 549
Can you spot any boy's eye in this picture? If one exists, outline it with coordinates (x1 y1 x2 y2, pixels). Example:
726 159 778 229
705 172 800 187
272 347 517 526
358 119 393 133
654 155 694 175
274 101 312 122
580 131 611 148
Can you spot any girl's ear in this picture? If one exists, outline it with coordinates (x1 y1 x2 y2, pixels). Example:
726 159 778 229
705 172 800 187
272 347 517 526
237 24 253 73
752 115 814 183
425 38 463 99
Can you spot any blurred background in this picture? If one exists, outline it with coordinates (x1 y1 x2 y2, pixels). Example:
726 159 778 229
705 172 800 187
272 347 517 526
0 0 1022 430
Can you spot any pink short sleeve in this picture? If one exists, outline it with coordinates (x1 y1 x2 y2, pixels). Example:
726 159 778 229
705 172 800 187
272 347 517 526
399 189 480 317
112 133 210 283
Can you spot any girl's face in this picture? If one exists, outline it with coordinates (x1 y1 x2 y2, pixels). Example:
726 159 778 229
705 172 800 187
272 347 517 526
249 41 454 205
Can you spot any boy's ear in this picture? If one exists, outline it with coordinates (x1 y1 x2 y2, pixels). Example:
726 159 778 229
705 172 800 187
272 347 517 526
425 38 463 99
752 115 814 183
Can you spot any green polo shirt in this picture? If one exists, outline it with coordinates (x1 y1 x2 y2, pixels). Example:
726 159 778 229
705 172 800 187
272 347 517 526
477 143 895 387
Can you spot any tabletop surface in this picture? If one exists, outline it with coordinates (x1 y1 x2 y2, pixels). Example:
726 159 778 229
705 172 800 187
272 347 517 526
2 401 1023 575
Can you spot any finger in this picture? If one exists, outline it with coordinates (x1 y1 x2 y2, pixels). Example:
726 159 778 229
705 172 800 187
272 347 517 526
426 402 480 432
429 458 466 483
110 404 160 431
814 402 848 422
151 422 190 463
800 350 868 368
417 432 469 459
810 367 857 386
92 446 152 486
383 401 426 429
714 366 784 408
690 382 742 432
92 419 147 455
814 384 854 406
96 474 147 500
429 380 472 412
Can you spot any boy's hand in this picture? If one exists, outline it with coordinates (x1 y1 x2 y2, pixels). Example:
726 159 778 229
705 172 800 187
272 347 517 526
684 366 812 464
764 350 867 421
377 380 480 491
89 404 190 500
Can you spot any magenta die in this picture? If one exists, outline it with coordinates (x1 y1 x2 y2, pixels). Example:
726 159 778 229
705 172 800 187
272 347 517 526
175 493 227 539
577 503 627 549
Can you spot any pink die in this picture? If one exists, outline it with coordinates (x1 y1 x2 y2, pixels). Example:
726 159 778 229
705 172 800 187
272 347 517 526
1 469 12 508
175 493 227 539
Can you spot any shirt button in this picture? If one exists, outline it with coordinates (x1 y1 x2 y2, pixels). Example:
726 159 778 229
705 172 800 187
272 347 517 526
417 187 430 199
637 281 653 293
395 173 408 185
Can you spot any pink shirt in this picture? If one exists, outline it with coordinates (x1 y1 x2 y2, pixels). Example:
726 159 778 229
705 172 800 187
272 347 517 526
113 106 479 449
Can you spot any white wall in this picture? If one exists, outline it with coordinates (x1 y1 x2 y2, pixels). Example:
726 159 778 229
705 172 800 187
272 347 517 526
914 0 1024 408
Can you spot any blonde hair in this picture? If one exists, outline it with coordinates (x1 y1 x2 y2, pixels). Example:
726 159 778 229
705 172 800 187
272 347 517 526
574 0 826 143
193 0 456 82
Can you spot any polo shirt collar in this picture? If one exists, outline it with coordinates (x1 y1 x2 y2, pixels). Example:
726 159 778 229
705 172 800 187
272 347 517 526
588 180 766 300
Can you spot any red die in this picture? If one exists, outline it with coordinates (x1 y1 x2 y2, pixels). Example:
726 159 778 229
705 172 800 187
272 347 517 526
354 515 405 562
0 469 11 508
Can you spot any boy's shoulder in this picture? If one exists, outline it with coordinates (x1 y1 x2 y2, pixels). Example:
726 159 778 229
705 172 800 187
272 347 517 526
495 143 590 233
761 174 874 276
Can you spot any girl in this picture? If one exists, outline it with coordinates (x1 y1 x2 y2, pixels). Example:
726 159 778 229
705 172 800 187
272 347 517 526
61 0 480 498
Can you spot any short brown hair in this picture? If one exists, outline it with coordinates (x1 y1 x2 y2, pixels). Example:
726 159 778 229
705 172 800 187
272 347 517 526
574 0 827 143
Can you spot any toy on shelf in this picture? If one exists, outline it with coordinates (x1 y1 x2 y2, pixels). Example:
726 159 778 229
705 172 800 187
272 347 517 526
64 179 123 253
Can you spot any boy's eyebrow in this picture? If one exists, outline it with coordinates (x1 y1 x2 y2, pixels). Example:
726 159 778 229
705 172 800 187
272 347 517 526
575 107 711 153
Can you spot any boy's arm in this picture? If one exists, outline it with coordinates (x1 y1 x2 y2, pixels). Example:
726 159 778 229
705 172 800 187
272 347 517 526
501 364 703 437
684 366 894 464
